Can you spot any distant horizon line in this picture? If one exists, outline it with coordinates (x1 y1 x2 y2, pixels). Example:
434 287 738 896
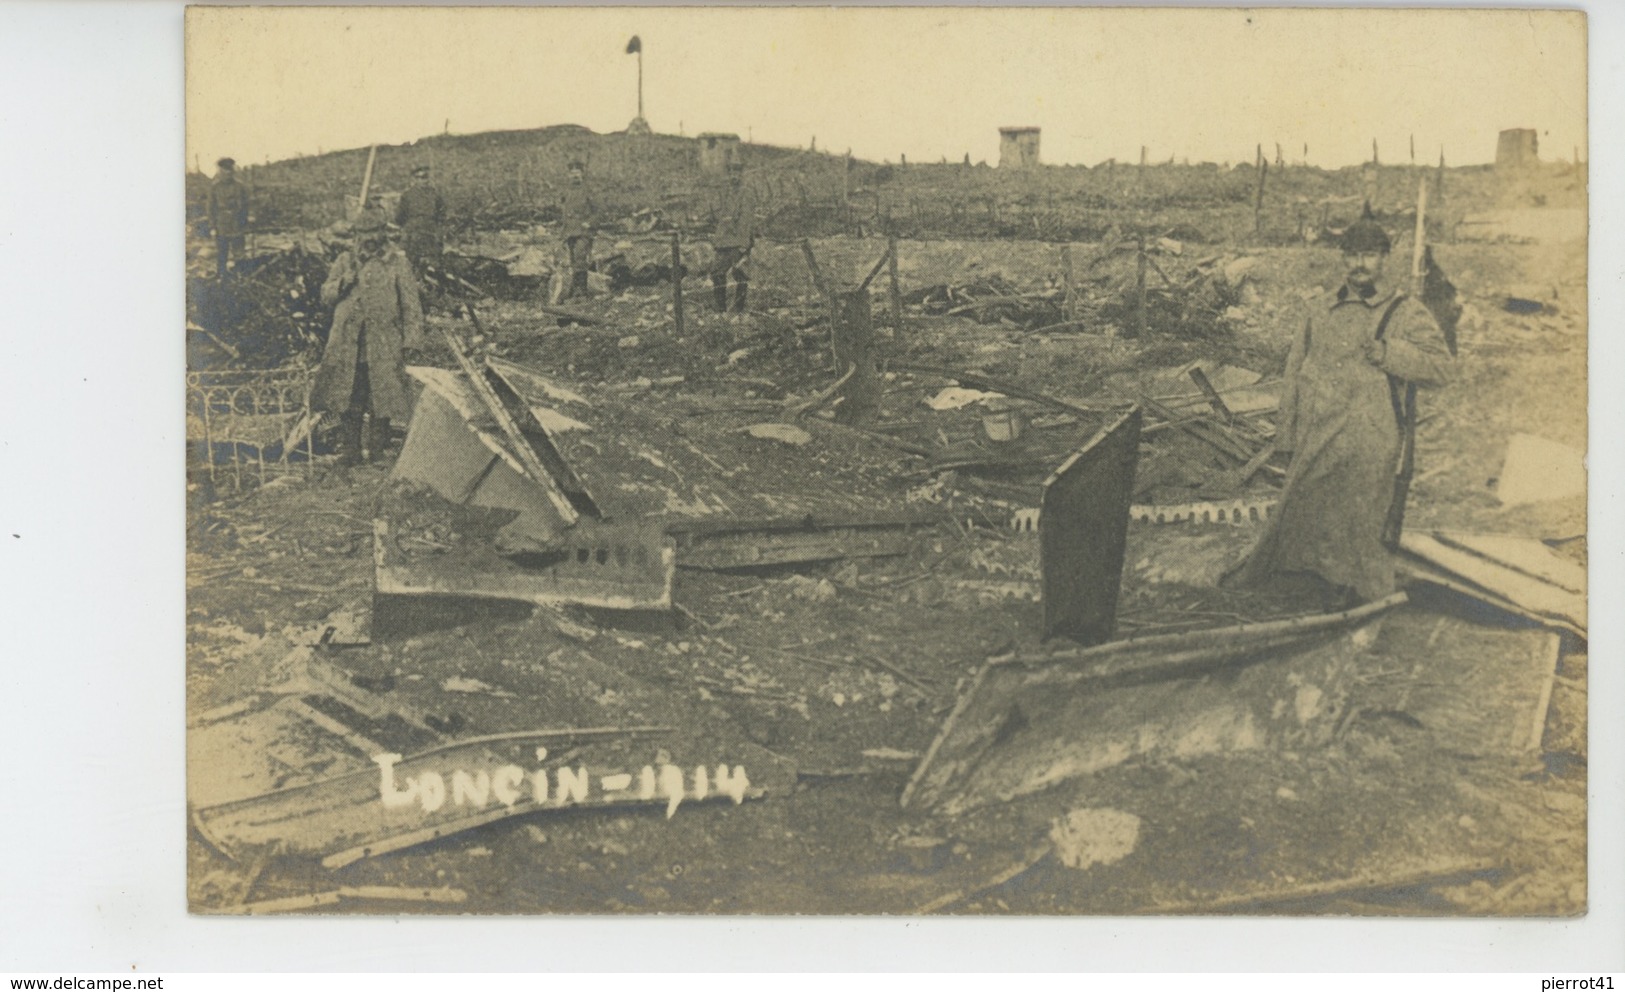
191 123 1577 175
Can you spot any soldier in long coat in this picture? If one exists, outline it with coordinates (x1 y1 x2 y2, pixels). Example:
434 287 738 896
708 159 756 313
1225 212 1453 605
206 157 250 279
312 220 425 465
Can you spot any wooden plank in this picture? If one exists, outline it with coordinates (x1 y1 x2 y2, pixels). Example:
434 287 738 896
223 886 468 915
1400 533 1585 633
1143 858 1496 915
673 526 918 570
1039 407 1141 645
1525 632 1563 752
1397 554 1585 640
440 325 580 526
277 697 390 759
1187 366 1235 424
1433 532 1586 594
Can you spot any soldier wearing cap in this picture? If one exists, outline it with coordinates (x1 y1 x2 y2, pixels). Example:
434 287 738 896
396 164 446 276
708 159 756 313
311 215 425 466
557 159 597 301
1225 206 1453 606
206 157 250 279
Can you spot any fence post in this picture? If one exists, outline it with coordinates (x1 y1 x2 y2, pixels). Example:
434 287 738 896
671 230 685 338
1254 144 1268 236
887 224 903 332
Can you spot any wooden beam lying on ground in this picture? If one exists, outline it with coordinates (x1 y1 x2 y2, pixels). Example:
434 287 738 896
902 593 1407 814
1399 532 1586 637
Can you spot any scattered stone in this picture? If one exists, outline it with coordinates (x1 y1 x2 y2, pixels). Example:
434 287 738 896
743 423 813 446
1049 808 1142 870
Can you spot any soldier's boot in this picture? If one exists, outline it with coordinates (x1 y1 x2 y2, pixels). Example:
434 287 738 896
366 417 392 464
337 413 365 467
731 279 749 314
711 276 729 312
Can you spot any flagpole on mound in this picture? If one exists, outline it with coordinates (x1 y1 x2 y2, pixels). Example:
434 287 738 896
626 35 644 124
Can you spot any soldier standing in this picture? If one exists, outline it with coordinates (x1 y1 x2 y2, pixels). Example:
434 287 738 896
206 157 250 279
709 159 756 313
311 216 425 466
395 164 446 276
558 159 596 301
1224 208 1453 606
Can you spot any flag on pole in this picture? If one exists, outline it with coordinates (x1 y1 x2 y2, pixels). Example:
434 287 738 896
626 35 642 54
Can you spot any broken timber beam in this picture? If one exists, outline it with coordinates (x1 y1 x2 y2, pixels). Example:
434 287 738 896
901 593 1406 814
440 323 581 526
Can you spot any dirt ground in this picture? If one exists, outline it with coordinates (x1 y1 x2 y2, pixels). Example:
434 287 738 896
187 205 1586 916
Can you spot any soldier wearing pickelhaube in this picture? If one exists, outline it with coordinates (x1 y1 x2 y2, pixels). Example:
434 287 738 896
1225 205 1453 606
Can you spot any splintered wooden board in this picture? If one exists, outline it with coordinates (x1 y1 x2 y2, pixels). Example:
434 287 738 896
1400 532 1585 635
484 357 924 525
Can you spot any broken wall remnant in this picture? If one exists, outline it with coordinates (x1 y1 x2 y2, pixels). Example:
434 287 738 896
1495 128 1539 170
698 132 742 173
1039 407 1142 645
998 127 1041 169
902 594 1407 815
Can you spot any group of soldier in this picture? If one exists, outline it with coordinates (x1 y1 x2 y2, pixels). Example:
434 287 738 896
202 151 758 468
201 150 1454 608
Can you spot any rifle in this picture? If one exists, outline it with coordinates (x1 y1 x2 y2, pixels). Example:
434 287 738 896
1377 177 1431 549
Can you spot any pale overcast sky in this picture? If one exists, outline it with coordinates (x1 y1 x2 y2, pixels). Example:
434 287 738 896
188 6 1586 171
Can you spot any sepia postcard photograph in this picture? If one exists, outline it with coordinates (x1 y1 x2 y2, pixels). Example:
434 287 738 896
183 5 1588 918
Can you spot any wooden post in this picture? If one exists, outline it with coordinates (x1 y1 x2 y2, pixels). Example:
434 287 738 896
887 227 903 332
1060 243 1075 321
1254 145 1267 235
670 230 684 337
1410 177 1428 298
1410 133 1415 164
1435 149 1446 204
1134 233 1148 338
1371 138 1379 165
357 145 378 217
800 239 839 368
833 291 879 425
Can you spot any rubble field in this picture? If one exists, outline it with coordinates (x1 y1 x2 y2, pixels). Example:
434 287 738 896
187 145 1586 916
